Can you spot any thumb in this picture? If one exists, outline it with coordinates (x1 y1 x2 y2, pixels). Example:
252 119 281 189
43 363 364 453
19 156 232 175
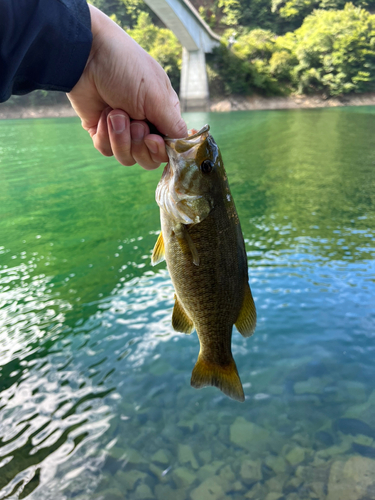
143 69 187 139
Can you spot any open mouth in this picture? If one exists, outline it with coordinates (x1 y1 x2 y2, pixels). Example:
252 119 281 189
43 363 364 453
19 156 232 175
165 124 210 155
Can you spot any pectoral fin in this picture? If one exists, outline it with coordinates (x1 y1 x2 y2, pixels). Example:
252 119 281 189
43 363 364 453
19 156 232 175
172 294 194 334
151 231 165 266
174 224 199 266
184 229 199 266
235 283 256 337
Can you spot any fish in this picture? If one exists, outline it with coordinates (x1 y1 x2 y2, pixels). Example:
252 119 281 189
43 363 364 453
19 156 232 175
151 124 256 402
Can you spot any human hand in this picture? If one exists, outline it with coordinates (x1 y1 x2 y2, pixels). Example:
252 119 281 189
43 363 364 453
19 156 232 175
67 5 187 170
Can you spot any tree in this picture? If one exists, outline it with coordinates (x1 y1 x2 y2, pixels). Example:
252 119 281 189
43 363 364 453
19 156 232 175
293 3 375 95
127 12 182 92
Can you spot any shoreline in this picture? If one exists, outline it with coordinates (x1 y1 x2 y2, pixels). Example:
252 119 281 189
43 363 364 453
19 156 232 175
1 93 375 119
210 92 375 112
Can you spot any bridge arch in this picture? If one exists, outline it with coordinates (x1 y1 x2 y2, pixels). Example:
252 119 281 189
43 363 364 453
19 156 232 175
143 0 221 111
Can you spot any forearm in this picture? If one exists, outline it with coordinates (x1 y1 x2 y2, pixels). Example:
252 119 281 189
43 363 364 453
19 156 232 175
0 0 92 102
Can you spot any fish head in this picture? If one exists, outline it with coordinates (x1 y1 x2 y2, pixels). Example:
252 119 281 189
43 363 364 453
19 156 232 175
156 125 225 225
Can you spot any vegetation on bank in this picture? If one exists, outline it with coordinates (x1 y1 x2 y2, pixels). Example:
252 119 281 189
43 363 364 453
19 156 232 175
92 0 375 98
3 0 375 108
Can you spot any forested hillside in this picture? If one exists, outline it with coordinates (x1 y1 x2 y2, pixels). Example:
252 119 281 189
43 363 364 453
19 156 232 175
3 0 375 109
91 0 375 98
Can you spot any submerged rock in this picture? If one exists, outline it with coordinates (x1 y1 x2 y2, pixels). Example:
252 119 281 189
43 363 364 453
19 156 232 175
148 463 166 481
94 488 124 500
264 474 287 493
327 456 375 500
285 446 307 466
178 444 199 469
352 442 375 459
264 493 283 500
199 450 212 464
154 484 186 500
219 464 235 484
315 430 334 446
294 377 328 394
283 475 303 493
264 455 287 474
134 484 155 500
244 482 267 499
240 459 263 484
197 462 224 482
333 418 375 438
230 417 270 451
173 467 196 489
316 437 352 459
115 470 148 491
151 449 170 465
190 477 226 500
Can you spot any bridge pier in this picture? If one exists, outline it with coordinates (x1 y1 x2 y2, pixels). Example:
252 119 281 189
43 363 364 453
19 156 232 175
180 48 209 112
142 0 220 112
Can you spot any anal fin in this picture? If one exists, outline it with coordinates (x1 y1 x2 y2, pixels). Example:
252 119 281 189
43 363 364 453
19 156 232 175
151 231 165 266
172 294 194 334
235 283 256 337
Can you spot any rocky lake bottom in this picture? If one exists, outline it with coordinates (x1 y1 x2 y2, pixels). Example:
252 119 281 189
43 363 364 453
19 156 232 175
0 109 374 499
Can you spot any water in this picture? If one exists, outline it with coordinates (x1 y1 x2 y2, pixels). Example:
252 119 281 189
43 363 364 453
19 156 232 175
0 108 374 500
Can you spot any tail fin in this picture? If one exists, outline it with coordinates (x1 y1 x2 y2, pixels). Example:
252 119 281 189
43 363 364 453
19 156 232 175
191 355 245 402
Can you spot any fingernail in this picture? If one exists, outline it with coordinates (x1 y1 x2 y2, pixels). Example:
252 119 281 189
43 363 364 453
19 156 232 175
130 123 145 143
145 139 158 154
110 114 126 134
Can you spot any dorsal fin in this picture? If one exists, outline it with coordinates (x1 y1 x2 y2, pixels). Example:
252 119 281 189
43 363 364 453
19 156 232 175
151 231 165 266
235 283 256 337
172 295 194 334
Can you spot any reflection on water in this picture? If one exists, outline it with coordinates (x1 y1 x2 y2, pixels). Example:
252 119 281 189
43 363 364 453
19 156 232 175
0 109 375 499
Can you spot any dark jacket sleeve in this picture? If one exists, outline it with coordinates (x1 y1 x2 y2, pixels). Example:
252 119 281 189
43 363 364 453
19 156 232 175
0 0 92 102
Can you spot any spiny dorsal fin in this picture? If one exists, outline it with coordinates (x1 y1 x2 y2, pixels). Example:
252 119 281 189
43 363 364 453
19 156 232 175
172 294 194 334
151 231 165 266
191 354 245 402
235 283 256 337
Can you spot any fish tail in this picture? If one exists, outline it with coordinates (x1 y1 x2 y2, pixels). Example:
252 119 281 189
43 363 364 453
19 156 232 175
191 354 245 402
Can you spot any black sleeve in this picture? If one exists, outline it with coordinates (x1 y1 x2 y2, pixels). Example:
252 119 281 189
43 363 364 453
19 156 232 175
0 0 93 102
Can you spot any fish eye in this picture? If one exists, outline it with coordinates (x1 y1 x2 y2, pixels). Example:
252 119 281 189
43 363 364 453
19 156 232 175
200 159 214 174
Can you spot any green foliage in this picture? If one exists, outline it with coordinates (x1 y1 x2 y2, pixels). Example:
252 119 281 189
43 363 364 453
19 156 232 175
127 12 182 92
207 42 253 96
89 0 156 29
207 29 296 96
218 0 242 26
271 0 375 33
293 4 375 95
209 3 375 97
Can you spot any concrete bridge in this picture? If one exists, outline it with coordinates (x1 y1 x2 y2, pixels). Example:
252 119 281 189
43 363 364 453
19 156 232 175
143 0 221 111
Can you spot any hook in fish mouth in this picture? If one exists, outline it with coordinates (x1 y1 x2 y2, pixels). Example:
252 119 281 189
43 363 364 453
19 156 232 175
184 124 210 141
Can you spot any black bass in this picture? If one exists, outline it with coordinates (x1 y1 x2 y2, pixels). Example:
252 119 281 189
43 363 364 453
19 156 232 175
152 125 256 402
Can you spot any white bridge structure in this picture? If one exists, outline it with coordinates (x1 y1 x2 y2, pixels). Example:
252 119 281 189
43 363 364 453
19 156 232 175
143 0 221 111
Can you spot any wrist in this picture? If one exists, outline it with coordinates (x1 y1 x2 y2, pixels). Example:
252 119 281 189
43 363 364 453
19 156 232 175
87 5 108 67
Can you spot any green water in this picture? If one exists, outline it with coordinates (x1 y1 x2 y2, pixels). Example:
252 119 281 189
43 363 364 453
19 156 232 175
0 108 375 500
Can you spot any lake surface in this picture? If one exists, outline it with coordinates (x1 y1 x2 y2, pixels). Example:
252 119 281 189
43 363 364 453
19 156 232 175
0 107 375 500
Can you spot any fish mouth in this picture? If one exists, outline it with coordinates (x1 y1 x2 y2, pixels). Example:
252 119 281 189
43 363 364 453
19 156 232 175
165 124 210 157
156 125 211 225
